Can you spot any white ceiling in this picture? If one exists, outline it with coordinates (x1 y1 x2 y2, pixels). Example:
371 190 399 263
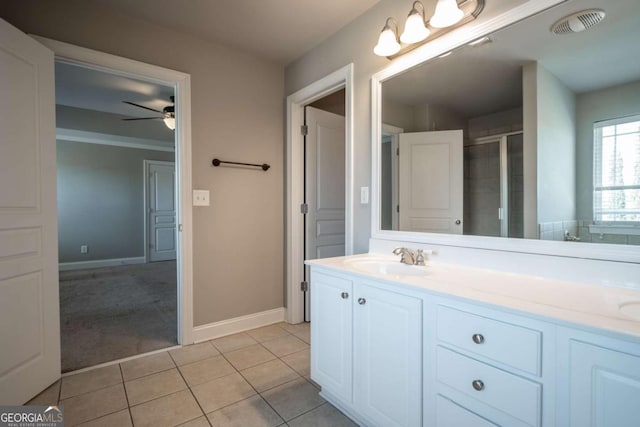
383 0 640 118
91 0 380 65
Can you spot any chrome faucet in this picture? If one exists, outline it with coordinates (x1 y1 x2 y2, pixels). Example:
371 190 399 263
392 247 426 266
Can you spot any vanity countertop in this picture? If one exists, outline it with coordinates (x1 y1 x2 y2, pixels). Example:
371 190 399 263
306 254 640 339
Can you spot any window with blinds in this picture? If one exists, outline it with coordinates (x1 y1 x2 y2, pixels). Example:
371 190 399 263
593 115 640 224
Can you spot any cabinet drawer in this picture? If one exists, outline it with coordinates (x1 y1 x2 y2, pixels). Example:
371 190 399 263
437 305 541 375
436 395 498 427
437 346 541 427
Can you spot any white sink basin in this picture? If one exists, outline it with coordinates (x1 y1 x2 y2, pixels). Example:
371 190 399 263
345 258 429 277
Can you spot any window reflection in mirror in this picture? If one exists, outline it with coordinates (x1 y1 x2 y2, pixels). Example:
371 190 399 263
379 0 640 246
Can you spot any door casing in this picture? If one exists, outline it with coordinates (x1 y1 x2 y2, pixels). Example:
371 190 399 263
286 64 354 324
35 36 195 345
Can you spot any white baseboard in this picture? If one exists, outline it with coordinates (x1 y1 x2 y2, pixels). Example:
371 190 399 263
192 307 285 343
59 256 146 271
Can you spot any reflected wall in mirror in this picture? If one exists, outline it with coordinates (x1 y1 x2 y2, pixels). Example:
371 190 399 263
379 0 640 247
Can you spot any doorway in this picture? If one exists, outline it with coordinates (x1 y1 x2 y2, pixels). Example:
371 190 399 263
55 61 181 372
285 64 354 324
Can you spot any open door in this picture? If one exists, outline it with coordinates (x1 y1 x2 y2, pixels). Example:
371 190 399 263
0 18 60 404
304 106 345 321
399 130 463 234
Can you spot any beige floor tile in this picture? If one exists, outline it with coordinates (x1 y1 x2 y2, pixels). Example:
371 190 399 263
170 342 220 366
210 333 258 353
76 409 132 427
294 330 311 344
60 383 128 426
245 325 289 342
125 368 187 406
240 359 300 393
27 380 60 405
279 322 310 336
261 335 308 358
191 372 256 414
281 349 310 376
120 352 175 381
178 416 211 427
60 364 122 399
288 403 357 427
224 344 276 370
305 376 321 390
261 378 325 421
130 389 203 427
207 395 284 427
179 355 235 387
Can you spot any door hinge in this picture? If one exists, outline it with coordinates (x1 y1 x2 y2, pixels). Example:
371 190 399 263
397 205 400 213
396 147 399 156
300 203 309 214
178 224 183 232
301 281 309 292
301 125 308 136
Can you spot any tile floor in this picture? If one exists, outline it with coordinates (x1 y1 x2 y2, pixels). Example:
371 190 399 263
28 322 357 427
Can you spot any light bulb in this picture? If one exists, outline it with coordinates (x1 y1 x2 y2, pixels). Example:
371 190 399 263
163 116 176 130
430 0 464 28
374 23 401 56
401 10 430 44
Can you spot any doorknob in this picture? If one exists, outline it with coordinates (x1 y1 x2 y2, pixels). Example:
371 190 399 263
455 219 461 225
358 298 366 305
341 292 349 299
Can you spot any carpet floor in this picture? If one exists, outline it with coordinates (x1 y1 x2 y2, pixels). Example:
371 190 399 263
59 261 177 373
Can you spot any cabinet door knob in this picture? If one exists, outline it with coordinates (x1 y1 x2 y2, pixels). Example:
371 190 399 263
472 334 485 344
358 298 366 305
472 380 485 391
455 219 461 225
341 292 349 299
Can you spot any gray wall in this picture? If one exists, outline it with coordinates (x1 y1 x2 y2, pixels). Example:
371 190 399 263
57 141 174 262
576 80 640 220
535 64 576 225
285 0 526 252
1 0 284 326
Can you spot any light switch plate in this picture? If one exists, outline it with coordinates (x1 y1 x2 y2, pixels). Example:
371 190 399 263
360 187 369 204
193 189 210 206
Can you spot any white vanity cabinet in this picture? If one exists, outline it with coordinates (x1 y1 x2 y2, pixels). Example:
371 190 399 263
310 269 423 427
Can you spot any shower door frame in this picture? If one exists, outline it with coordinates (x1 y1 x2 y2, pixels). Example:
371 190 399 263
466 130 523 237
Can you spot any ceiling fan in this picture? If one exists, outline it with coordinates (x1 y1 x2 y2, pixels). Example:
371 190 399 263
122 95 175 130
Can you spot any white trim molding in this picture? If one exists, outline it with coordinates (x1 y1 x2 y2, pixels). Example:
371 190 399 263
192 308 285 343
57 128 174 152
36 36 195 345
286 63 354 324
59 256 145 271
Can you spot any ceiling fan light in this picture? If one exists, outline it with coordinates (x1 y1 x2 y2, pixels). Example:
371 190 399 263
430 0 464 29
163 116 176 130
374 18 401 56
401 9 430 44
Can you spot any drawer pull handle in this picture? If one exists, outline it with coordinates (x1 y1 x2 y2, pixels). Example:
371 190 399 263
472 334 485 344
472 380 485 391
358 298 366 305
341 292 349 299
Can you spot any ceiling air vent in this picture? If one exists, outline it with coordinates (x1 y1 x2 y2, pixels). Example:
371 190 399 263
551 9 606 35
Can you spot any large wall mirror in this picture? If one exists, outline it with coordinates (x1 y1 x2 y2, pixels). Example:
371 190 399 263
372 0 640 262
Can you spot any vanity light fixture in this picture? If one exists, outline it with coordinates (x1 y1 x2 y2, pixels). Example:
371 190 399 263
374 0 485 59
374 18 401 56
401 1 430 44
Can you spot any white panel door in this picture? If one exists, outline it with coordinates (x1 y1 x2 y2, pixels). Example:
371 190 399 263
354 283 422 427
399 130 463 234
147 161 176 262
305 106 345 320
0 18 60 404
